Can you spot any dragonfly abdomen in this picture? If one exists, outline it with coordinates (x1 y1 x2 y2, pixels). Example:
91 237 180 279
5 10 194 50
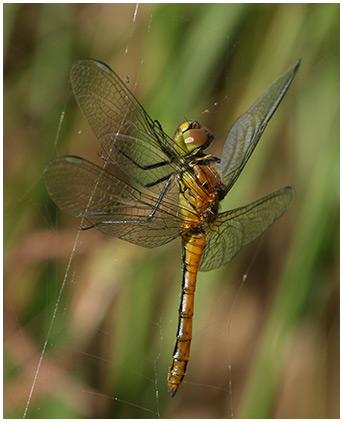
167 231 206 397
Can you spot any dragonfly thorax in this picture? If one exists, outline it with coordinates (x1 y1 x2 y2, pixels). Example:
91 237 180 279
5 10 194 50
173 120 213 156
179 159 225 233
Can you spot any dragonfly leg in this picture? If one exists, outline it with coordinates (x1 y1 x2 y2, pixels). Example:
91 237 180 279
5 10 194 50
99 153 174 188
139 112 174 157
150 119 178 156
81 176 173 229
178 180 199 214
106 135 176 169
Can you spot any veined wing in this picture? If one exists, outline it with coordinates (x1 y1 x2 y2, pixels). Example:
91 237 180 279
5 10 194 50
199 187 294 272
43 156 184 247
220 61 300 192
70 60 181 188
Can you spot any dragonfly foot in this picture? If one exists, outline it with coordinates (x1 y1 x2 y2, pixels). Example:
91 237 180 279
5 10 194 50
80 224 95 231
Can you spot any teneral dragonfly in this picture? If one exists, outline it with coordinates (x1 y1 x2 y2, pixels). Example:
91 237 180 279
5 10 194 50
44 59 300 396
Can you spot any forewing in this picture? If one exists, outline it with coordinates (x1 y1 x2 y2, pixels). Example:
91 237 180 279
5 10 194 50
70 60 180 187
43 156 183 247
199 187 294 272
220 61 300 192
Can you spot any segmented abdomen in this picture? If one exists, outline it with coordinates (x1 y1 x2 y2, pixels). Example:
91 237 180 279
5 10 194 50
167 231 206 396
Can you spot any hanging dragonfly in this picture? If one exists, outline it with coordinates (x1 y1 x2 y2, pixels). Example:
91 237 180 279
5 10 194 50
44 59 300 397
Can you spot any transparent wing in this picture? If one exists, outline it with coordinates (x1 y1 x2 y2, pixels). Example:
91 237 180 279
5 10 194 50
70 60 181 188
220 60 300 192
43 156 184 248
199 187 294 272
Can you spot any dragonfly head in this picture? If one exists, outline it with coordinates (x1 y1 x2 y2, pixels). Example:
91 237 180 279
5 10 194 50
174 120 213 156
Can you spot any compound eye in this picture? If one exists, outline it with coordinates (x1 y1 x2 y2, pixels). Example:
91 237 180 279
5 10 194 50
184 127 212 147
173 121 213 154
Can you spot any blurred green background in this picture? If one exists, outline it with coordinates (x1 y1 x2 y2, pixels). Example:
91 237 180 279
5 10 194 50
4 3 339 418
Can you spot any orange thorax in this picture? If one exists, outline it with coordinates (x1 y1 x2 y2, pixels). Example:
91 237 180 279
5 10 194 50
179 161 225 232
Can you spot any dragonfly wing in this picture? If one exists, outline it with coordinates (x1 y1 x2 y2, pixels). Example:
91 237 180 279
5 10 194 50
220 61 300 192
43 156 183 247
70 60 179 188
199 187 294 272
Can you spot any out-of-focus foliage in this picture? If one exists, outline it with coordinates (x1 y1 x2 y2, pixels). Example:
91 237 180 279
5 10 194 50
4 4 339 418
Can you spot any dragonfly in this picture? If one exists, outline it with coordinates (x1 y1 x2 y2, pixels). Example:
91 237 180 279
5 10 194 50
44 59 300 397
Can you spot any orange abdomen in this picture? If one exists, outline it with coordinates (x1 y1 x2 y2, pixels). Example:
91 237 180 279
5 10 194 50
167 231 206 397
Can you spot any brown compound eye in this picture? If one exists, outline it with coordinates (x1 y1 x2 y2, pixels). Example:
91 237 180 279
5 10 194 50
174 120 214 154
184 128 211 147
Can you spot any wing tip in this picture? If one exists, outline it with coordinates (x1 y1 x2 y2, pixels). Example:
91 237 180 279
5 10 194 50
293 58 301 75
284 185 295 205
